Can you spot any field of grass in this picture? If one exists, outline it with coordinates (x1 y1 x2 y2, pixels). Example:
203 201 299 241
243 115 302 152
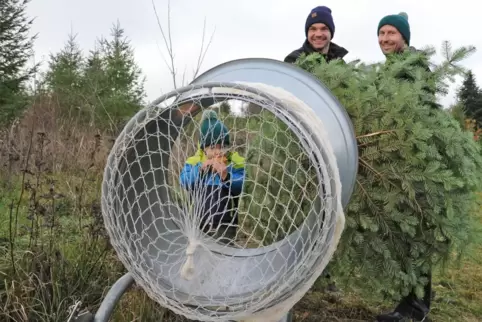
2 171 481 322
1 106 482 322
293 240 482 321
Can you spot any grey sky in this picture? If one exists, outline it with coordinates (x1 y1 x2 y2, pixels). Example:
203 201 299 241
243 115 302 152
27 0 482 108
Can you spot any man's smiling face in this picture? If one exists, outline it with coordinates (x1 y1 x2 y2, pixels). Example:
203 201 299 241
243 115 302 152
378 24 405 55
307 23 331 51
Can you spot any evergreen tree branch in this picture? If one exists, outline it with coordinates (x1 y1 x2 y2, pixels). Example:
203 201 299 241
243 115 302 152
293 41 482 299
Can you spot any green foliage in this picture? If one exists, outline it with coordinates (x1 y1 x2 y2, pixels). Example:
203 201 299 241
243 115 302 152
448 103 467 129
0 0 38 126
219 101 231 114
44 32 85 113
294 41 482 300
96 21 146 124
42 22 146 131
237 109 318 246
457 70 482 125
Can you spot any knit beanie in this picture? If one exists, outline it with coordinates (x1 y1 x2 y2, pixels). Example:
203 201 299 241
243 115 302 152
199 110 230 149
305 6 335 38
377 12 411 46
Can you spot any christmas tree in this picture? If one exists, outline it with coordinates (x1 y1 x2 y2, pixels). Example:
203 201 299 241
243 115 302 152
0 0 38 126
457 70 482 126
288 42 482 300
240 109 318 246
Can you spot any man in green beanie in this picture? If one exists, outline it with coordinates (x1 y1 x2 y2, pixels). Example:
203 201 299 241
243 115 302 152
377 12 411 55
180 110 245 244
375 12 434 322
378 12 440 111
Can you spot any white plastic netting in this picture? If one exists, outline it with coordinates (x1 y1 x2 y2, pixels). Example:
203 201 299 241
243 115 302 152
101 82 345 322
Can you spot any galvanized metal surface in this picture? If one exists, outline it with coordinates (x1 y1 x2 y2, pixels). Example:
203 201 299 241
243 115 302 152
101 58 357 321
191 58 358 208
75 273 294 322
94 273 135 322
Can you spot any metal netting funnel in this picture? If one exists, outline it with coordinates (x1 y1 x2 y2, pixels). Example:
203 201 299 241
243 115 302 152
100 58 358 322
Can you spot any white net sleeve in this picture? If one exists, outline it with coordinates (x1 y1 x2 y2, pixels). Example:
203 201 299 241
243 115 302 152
101 81 346 322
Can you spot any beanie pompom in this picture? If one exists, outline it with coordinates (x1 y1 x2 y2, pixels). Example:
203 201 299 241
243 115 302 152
377 12 411 46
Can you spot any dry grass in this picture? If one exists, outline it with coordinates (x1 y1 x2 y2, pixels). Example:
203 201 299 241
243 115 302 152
0 95 113 176
0 96 143 321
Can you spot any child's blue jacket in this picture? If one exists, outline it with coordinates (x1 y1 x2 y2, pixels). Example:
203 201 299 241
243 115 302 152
179 149 245 228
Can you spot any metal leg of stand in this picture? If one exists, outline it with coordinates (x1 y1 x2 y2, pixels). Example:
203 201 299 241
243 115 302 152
93 273 135 322
79 272 292 322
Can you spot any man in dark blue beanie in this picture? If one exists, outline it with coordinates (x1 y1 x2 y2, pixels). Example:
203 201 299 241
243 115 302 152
284 6 348 64
285 8 348 296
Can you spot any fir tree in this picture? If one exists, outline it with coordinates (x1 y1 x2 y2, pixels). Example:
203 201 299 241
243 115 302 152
40 22 147 130
81 47 109 125
0 0 38 126
44 32 84 117
457 70 482 125
97 20 146 127
239 109 318 246
83 48 106 94
219 101 231 115
289 41 482 300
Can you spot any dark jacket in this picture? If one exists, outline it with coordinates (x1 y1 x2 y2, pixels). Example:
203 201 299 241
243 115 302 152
284 40 348 64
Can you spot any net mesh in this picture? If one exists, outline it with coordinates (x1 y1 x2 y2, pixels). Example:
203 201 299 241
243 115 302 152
101 82 345 321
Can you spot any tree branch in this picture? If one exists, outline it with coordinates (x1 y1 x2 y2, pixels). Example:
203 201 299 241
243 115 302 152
151 0 215 89
192 17 216 82
151 0 177 88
